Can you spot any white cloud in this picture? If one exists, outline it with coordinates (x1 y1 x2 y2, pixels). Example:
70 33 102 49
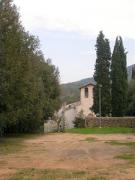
14 0 135 39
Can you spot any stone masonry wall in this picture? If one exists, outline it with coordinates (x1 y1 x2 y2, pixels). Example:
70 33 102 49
86 117 135 128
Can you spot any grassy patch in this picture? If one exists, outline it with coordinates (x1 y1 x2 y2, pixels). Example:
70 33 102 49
67 128 135 134
9 169 108 180
105 140 135 147
0 138 25 154
90 177 107 180
81 137 97 142
115 153 135 160
0 133 43 155
9 168 87 180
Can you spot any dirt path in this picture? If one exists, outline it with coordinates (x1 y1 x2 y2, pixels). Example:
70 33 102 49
1 133 135 179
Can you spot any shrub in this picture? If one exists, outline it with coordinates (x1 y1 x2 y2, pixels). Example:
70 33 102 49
73 111 85 128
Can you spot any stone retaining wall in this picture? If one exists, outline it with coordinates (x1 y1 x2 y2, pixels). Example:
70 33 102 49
86 117 135 128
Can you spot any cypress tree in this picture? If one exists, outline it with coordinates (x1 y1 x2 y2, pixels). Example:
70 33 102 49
126 65 135 116
92 31 111 116
111 36 128 117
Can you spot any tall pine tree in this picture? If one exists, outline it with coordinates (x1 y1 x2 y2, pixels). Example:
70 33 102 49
111 36 128 117
92 31 111 116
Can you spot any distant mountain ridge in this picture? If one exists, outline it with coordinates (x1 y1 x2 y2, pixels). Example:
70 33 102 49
60 64 135 104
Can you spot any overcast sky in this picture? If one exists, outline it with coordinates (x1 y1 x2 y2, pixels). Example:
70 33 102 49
14 0 135 83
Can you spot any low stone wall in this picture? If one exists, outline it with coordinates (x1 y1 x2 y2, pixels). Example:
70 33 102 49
86 117 135 128
44 120 58 133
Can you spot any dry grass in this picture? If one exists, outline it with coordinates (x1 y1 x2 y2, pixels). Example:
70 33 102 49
0 133 135 179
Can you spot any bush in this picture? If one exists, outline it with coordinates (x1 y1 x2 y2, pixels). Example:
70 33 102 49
73 111 85 128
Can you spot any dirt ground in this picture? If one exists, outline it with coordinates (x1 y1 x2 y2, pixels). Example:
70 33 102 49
1 133 135 180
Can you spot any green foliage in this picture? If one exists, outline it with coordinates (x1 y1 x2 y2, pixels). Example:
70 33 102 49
126 79 135 116
111 36 128 116
127 67 135 116
41 59 60 119
92 31 111 116
0 0 60 134
73 111 85 128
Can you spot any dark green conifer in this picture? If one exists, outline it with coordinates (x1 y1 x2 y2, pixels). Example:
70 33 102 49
92 31 111 116
111 36 128 116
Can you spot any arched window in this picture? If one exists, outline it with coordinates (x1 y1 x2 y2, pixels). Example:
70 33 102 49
84 87 88 98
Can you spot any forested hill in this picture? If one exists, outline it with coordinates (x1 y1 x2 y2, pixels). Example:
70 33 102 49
60 64 135 104
60 77 95 104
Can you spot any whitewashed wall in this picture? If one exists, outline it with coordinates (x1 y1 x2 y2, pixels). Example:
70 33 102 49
44 120 57 133
64 107 76 128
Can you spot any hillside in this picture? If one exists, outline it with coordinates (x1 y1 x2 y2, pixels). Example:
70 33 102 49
60 77 95 104
60 64 135 104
